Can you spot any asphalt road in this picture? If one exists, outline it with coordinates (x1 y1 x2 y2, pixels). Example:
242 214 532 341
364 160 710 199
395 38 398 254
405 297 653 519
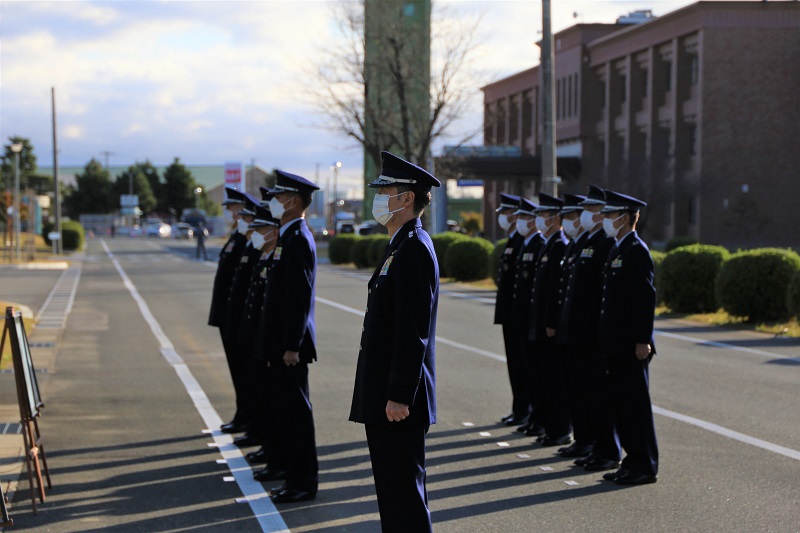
4 236 798 532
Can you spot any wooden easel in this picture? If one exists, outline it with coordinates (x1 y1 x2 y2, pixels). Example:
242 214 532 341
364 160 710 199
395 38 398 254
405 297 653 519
2 307 52 516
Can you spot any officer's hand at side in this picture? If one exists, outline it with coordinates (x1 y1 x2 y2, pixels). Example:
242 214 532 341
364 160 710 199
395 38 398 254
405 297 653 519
635 343 652 360
546 327 556 337
386 401 410 422
283 351 300 366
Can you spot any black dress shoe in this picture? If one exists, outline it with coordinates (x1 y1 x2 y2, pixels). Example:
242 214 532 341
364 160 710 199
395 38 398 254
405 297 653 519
504 415 528 427
269 483 287 495
615 472 657 485
246 449 269 464
574 454 595 467
500 413 516 424
584 458 622 472
541 434 573 447
253 467 287 481
517 421 532 433
602 467 628 481
220 422 249 434
525 425 547 437
233 434 260 447
270 488 317 503
558 443 593 457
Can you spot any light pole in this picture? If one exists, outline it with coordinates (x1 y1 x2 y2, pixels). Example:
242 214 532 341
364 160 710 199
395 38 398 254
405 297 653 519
10 143 22 262
331 161 341 229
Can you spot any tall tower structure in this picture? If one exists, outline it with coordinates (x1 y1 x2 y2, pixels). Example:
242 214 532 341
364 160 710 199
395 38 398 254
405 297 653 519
363 0 431 220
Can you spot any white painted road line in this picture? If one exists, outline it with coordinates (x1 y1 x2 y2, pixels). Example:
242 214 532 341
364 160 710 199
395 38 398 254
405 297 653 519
315 294 800 463
101 240 289 533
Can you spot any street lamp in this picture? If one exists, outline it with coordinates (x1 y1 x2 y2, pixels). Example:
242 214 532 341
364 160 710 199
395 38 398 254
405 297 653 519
10 143 22 262
331 161 341 229
194 186 203 208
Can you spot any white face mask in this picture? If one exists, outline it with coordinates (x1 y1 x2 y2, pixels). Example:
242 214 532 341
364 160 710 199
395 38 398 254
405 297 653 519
250 231 265 249
580 210 598 231
237 218 249 234
515 217 532 237
268 197 288 220
498 214 512 231
535 215 554 233
564 218 581 238
603 214 625 238
372 192 407 226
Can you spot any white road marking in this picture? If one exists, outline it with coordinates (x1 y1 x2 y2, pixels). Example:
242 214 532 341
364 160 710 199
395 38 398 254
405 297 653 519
654 330 800 364
314 294 800 463
101 240 289 533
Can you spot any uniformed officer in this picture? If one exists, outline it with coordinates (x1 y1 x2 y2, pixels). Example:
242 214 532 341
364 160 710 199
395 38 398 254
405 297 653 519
256 170 320 503
556 186 619 467
528 193 572 446
598 190 659 485
493 193 529 427
349 151 440 533
236 200 281 469
510 197 547 437
208 187 250 435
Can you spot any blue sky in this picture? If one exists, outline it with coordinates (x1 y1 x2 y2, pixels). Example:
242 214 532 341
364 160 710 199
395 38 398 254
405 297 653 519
1 0 692 195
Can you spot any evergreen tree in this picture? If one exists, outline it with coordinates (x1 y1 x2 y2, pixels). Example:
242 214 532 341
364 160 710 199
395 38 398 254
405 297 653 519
162 157 196 216
114 166 157 215
64 158 114 215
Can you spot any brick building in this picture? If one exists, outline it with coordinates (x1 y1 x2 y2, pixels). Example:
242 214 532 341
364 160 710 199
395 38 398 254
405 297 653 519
480 1 800 247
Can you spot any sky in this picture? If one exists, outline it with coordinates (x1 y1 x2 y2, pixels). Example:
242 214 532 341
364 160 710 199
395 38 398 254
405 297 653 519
0 0 694 196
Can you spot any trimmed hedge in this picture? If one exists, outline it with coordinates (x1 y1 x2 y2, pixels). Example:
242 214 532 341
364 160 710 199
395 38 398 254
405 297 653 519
329 234 360 264
666 236 700 253
490 238 509 286
368 235 391 267
661 244 730 313
716 248 800 322
787 269 800 319
431 232 471 277
651 250 666 298
350 236 375 269
61 220 85 251
444 238 494 281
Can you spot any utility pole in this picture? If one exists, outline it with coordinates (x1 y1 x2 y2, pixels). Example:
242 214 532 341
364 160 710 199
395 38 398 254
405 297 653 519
10 142 23 262
52 87 62 254
540 0 559 197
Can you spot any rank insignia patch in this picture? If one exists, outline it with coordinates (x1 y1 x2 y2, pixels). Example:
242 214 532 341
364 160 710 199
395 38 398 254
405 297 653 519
274 246 282 260
581 248 595 258
380 255 394 276
611 258 623 268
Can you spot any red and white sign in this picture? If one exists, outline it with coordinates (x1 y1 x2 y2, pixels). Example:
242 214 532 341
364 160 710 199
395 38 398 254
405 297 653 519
224 161 244 191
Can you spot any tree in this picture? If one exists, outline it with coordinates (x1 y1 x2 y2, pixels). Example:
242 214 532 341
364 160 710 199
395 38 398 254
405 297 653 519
135 160 163 212
114 165 157 215
1 136 38 192
304 1 483 192
63 158 114 216
162 157 197 216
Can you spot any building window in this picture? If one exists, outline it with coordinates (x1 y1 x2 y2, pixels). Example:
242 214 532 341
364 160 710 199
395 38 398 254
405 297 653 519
573 73 579 116
497 100 506 145
620 75 627 103
688 124 697 155
522 90 533 144
689 55 699 85
567 75 573 117
599 81 606 109
664 61 673 92
642 71 649 98
509 95 520 145
556 78 561 120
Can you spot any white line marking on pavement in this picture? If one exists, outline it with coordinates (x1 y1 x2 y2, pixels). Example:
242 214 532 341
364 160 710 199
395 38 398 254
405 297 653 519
654 330 800 364
101 240 289 533
314 294 800 463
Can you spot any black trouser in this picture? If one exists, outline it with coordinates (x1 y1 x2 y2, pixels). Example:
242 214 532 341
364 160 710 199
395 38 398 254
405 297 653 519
365 415 432 533
522 340 543 429
607 357 658 476
564 345 594 446
271 363 318 491
502 323 530 418
196 240 207 259
220 328 246 425
587 357 620 461
534 337 572 438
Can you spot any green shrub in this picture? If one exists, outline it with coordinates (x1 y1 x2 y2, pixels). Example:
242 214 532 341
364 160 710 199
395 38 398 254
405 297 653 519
717 248 800 322
787 269 800 319
350 235 385 269
61 220 85 251
661 244 730 313
368 235 391 267
490 239 509 286
650 250 666 299
329 234 360 264
666 236 700 253
444 238 494 282
431 232 471 277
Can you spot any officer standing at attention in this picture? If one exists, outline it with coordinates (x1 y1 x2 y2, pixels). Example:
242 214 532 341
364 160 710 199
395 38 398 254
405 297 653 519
598 190 659 485
510 197 546 437
258 170 320 503
528 193 572 447
350 151 440 533
493 193 529 427
208 187 249 435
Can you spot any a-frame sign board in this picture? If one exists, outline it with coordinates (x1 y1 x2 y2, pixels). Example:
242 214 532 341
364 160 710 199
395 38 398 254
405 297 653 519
1 306 52 516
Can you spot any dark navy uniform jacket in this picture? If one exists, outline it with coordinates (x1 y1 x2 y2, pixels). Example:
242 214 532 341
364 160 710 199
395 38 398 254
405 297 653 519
557 229 616 347
239 249 273 358
257 219 317 365
528 230 568 341
509 232 545 327
597 231 657 359
494 232 525 325
208 231 247 328
224 242 262 336
349 218 438 426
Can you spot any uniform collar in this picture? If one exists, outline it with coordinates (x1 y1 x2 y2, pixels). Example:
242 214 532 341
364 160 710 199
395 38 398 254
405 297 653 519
524 230 542 246
390 218 421 245
279 217 303 237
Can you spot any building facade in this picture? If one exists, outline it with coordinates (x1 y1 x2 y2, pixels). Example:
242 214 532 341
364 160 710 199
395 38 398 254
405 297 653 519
481 2 800 248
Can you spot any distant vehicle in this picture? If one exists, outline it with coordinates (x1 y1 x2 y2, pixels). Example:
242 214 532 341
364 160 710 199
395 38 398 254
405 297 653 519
146 222 172 238
172 222 194 240
306 216 329 239
357 221 380 236
118 225 143 238
336 221 356 235
181 208 207 230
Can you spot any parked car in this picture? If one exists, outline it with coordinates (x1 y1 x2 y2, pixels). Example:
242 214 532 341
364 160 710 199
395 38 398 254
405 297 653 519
357 221 381 236
146 222 172 238
336 221 356 235
172 222 194 240
306 216 329 239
